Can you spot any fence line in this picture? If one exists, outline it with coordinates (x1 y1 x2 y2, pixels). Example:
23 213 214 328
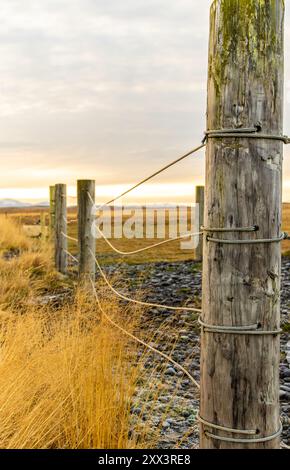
90 279 200 390
88 247 202 313
93 223 203 256
63 249 79 263
94 143 205 211
61 232 78 244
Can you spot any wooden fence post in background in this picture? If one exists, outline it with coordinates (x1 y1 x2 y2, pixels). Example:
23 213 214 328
77 180 96 284
195 186 204 262
200 0 284 449
49 185 56 238
54 184 67 274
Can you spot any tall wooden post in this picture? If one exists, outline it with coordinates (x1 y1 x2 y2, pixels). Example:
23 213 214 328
55 184 67 274
200 0 284 449
77 180 96 283
49 185 56 238
195 186 204 262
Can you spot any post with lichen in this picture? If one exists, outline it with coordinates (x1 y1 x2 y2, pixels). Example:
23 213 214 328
200 0 284 449
49 185 56 239
77 180 96 285
55 184 67 274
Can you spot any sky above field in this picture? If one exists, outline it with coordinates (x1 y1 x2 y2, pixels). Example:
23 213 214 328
1 0 290 204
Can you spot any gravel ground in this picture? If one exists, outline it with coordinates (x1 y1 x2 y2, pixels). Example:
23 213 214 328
101 258 290 449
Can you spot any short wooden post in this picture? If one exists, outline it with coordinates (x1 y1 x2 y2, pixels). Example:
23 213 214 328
195 186 204 262
200 0 284 449
54 184 67 274
49 185 56 238
77 180 96 284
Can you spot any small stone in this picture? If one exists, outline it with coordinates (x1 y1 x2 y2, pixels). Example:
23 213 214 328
162 420 171 429
281 368 290 379
165 367 177 376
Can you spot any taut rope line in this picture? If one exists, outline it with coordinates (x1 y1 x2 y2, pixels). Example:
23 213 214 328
90 279 200 390
88 248 202 314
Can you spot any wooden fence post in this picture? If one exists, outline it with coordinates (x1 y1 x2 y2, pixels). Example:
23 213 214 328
54 184 67 274
195 186 204 262
77 180 96 284
200 0 284 449
49 185 56 238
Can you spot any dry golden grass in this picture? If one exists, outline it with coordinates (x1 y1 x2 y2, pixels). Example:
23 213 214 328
0 218 141 449
0 304 138 449
0 216 32 252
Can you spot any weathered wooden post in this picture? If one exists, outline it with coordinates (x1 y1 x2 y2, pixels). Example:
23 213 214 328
195 186 204 262
77 180 96 284
49 185 56 238
54 184 67 274
200 0 284 449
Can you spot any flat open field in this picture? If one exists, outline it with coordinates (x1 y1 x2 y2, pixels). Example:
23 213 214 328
2 203 290 264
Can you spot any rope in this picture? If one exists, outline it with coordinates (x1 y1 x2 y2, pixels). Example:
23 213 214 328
94 143 206 210
90 279 200 390
202 225 259 233
61 232 78 244
63 249 79 264
63 216 78 225
204 423 283 444
198 413 283 444
197 414 256 435
206 232 287 245
94 224 202 256
198 317 282 336
203 125 290 144
88 248 202 314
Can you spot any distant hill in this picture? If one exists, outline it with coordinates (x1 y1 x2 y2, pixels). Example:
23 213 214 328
0 199 49 208
0 199 31 208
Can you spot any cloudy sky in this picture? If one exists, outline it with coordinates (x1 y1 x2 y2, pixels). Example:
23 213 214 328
1 0 290 204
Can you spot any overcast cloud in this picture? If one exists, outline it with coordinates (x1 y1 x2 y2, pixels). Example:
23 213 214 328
1 0 290 202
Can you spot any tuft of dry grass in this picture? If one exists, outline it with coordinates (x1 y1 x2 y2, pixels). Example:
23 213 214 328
0 216 32 252
0 217 140 449
0 301 138 449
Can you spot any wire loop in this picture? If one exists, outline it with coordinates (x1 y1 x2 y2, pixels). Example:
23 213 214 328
198 317 282 336
206 232 287 245
204 424 283 444
203 125 290 145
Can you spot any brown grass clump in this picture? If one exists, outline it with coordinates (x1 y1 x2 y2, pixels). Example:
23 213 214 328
0 302 137 449
0 217 139 449
0 216 32 252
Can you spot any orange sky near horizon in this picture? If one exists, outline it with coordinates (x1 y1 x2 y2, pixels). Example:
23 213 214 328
1 0 290 204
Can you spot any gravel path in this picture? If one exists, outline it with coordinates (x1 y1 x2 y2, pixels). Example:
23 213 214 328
101 258 290 448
